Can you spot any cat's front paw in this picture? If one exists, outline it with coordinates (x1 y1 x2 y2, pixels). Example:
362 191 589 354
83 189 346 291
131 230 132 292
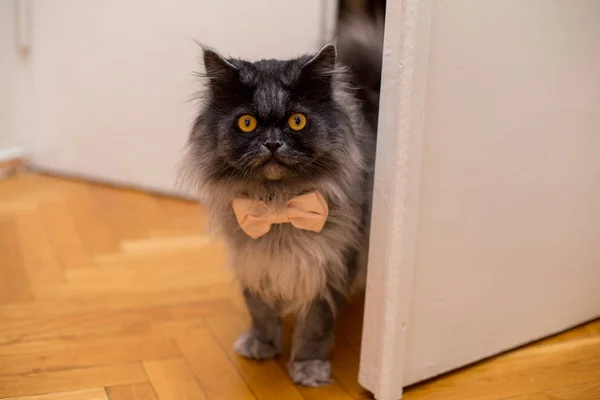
233 331 281 360
288 359 332 387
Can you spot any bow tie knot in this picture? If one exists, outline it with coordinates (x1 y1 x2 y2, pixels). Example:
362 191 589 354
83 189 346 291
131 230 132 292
231 191 329 239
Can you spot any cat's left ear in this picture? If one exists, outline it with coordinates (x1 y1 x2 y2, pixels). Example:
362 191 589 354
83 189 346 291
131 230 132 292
301 44 337 85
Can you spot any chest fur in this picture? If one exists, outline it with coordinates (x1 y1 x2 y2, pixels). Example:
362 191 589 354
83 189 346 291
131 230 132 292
227 223 350 314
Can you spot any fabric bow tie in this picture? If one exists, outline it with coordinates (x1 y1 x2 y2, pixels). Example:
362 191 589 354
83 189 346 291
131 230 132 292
231 191 329 239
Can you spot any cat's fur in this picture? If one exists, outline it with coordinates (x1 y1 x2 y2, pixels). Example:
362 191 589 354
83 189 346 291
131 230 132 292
180 16 383 386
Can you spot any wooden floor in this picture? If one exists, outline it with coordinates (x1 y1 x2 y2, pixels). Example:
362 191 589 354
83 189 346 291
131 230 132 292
0 174 598 400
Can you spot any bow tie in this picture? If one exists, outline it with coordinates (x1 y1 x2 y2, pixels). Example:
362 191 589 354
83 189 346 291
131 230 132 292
231 191 329 239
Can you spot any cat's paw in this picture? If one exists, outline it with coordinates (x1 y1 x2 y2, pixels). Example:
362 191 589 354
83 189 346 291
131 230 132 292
288 359 332 387
233 332 281 360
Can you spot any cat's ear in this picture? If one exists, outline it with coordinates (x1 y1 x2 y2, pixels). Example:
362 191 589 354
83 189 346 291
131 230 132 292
302 44 337 80
202 47 238 82
300 44 337 91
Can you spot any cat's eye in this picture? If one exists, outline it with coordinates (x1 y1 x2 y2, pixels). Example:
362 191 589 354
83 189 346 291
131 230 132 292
237 114 257 133
288 113 307 132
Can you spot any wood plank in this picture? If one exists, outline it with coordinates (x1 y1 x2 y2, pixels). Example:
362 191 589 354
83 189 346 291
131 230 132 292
40 200 94 269
0 331 174 357
106 383 158 400
206 314 305 400
116 190 169 239
14 211 65 286
0 319 207 361
143 358 207 400
61 179 121 255
0 285 237 321
1 388 108 400
157 197 209 234
174 329 256 400
540 319 600 346
94 246 218 264
507 381 600 400
0 199 38 214
0 363 147 398
119 235 212 254
0 218 32 303
0 175 63 204
55 258 230 296
89 246 225 273
0 334 179 376
403 335 600 400
91 186 165 242
0 300 236 340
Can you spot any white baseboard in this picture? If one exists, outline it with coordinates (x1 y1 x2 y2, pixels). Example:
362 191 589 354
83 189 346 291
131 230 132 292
0 146 28 179
0 146 26 163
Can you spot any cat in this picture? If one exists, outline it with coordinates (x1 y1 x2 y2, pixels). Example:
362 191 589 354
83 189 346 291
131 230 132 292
180 15 383 387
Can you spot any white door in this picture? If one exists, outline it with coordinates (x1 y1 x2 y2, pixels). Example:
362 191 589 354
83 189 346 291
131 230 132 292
361 1 600 399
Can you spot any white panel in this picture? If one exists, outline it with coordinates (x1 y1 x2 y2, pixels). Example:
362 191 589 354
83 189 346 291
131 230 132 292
29 0 328 194
404 0 600 385
1 0 19 148
0 0 32 155
358 0 433 399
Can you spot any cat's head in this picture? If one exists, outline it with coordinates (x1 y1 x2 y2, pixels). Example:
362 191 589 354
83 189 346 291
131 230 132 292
185 45 361 190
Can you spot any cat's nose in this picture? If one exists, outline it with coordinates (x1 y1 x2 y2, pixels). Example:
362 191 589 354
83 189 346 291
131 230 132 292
263 141 283 153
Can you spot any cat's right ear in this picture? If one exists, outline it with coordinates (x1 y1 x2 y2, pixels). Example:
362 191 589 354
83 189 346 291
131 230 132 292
299 44 337 89
202 47 238 83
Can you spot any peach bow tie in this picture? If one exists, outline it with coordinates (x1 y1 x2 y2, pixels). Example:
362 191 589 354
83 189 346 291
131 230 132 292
231 191 329 239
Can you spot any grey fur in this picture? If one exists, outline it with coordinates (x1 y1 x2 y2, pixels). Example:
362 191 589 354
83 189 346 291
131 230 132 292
291 294 343 360
233 289 282 360
233 332 281 360
289 360 332 387
180 18 383 387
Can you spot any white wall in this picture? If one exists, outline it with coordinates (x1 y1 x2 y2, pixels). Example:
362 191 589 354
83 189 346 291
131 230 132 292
0 0 31 154
7 0 331 194
361 0 600 398
0 0 15 147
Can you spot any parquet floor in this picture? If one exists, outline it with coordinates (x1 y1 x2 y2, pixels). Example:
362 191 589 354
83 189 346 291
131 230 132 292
0 173 598 400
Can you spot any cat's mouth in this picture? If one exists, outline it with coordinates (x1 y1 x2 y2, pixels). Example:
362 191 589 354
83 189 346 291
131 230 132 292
261 159 291 181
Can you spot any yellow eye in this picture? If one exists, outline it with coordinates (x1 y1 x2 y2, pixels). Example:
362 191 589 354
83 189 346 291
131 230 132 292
237 114 257 133
288 113 307 131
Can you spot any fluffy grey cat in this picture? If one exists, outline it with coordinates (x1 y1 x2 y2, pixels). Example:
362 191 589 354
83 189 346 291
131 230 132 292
181 17 383 386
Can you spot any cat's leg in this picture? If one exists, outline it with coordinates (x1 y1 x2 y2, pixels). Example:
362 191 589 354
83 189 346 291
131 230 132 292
233 289 282 360
288 294 343 387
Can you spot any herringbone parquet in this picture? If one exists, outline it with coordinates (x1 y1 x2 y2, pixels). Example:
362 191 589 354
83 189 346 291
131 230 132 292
0 174 367 400
0 174 598 400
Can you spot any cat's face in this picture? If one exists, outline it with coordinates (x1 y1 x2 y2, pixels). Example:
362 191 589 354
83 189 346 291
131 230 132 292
190 45 354 185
